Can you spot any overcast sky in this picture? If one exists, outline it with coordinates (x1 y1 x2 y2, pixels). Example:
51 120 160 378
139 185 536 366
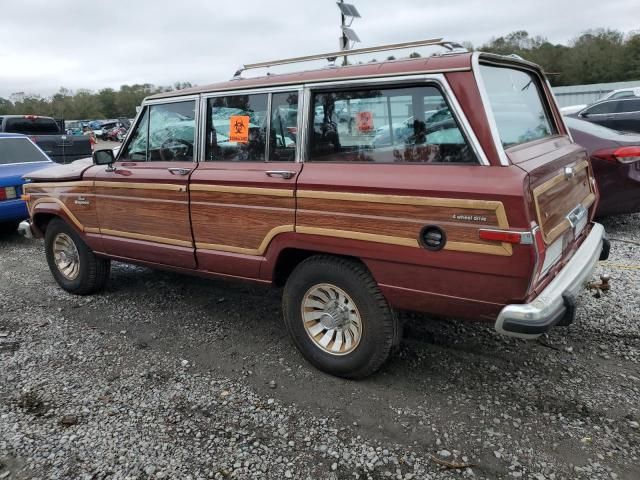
1 0 637 98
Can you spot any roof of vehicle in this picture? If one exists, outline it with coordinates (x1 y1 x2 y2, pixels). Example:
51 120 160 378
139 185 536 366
147 51 518 101
0 133 26 138
0 115 56 119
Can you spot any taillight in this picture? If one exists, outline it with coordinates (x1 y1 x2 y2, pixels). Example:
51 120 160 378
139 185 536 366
592 146 640 164
478 229 533 244
0 189 6 201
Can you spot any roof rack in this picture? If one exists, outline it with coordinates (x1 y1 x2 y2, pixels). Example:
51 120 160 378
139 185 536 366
232 38 467 78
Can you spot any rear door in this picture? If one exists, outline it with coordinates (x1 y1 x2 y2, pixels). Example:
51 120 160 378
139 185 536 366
189 88 302 278
92 98 199 268
613 98 640 133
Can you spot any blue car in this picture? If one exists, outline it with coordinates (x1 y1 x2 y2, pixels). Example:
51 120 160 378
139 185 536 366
0 133 54 232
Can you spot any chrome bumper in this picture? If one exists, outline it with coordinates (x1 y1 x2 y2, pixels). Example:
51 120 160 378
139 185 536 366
18 220 34 239
495 223 606 339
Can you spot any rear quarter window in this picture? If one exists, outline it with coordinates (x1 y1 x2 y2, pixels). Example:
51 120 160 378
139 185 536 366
4 117 61 135
480 65 555 148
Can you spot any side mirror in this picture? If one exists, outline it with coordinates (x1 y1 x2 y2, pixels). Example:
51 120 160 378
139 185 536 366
93 149 115 168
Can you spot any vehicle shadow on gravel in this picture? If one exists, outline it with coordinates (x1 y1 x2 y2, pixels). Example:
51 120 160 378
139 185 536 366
88 262 633 460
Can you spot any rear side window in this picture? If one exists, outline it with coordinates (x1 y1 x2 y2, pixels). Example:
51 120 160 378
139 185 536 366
4 117 60 135
616 99 640 113
480 65 555 147
205 91 299 162
0 138 50 164
309 85 478 163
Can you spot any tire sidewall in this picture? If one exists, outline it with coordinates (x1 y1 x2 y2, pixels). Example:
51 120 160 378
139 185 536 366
284 259 390 377
45 220 93 293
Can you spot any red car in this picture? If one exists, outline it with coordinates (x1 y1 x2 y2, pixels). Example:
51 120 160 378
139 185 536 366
565 116 640 217
20 41 609 378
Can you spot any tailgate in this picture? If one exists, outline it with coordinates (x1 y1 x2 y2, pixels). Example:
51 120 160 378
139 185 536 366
512 138 596 246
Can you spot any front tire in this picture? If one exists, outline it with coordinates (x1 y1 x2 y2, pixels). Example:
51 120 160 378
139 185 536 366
45 219 110 295
282 255 396 379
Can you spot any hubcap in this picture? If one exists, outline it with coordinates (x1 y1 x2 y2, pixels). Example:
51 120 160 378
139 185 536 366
301 283 362 356
53 233 80 280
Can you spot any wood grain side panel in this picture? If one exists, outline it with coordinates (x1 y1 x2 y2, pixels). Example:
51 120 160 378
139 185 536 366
27 185 99 232
297 211 495 245
296 194 511 255
534 161 594 244
97 196 192 243
297 197 500 224
191 203 295 251
190 191 294 209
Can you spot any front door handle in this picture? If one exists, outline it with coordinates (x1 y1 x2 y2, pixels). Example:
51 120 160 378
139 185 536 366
265 170 296 180
168 167 192 176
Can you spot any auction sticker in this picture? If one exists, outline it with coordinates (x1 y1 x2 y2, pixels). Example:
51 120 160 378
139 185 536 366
356 111 374 133
229 115 250 143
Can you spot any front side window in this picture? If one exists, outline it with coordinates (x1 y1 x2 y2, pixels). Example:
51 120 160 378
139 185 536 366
0 138 50 164
480 65 555 147
206 94 268 161
119 100 196 162
120 108 149 161
309 85 477 163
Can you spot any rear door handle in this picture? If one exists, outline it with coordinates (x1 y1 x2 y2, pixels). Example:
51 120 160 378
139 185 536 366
168 167 192 176
265 170 297 179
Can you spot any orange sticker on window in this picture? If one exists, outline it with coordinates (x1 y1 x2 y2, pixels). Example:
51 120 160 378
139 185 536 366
356 111 374 133
229 115 250 143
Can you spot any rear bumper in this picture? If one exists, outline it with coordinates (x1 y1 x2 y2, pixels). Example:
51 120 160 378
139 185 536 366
0 199 28 222
495 223 607 339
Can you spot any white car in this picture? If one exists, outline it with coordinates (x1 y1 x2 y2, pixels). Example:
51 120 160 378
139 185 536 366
600 87 640 101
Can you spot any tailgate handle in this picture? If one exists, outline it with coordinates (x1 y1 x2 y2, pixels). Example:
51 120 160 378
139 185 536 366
266 170 296 179
168 167 192 176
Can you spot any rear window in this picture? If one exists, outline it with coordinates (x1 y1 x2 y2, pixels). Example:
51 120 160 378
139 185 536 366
0 137 50 165
4 117 60 135
480 65 555 148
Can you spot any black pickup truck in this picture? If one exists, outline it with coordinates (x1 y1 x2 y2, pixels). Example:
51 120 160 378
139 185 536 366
0 115 92 164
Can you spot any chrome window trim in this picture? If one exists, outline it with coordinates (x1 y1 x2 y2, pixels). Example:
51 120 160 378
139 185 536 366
472 52 509 166
302 73 490 166
265 92 273 162
119 96 200 163
198 87 304 162
545 78 573 143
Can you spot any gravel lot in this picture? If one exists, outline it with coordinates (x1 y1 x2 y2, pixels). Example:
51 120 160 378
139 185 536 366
1 214 639 480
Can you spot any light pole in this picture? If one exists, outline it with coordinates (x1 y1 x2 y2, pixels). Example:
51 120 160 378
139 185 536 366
336 1 361 66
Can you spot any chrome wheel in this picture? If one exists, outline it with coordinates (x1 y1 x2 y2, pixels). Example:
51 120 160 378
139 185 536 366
53 233 80 280
302 283 362 356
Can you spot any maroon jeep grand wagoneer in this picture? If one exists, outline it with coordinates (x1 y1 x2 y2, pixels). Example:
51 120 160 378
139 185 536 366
20 40 609 378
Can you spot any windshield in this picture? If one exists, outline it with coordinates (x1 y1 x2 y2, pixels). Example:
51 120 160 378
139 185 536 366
4 117 60 135
480 65 555 148
0 137 50 165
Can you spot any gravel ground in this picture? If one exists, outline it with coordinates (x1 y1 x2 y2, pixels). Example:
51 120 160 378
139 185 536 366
0 214 639 480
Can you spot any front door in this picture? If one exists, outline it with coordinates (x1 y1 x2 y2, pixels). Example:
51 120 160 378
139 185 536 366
93 98 199 268
189 90 302 278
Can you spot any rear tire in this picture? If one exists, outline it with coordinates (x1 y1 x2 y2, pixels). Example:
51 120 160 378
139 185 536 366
282 255 396 379
44 218 110 295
